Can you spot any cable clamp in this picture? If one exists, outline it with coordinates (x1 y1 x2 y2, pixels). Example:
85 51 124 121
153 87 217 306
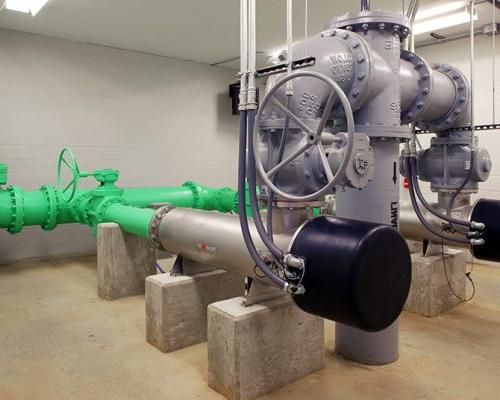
470 221 485 231
283 253 304 270
284 282 306 295
470 238 485 246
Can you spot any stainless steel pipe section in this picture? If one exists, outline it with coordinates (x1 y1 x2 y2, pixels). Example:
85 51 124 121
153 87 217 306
155 208 293 279
399 199 473 247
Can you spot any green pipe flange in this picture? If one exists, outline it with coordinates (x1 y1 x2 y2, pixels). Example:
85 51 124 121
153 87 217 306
214 187 236 212
182 181 204 209
70 192 94 225
40 185 59 231
7 185 24 234
93 196 126 234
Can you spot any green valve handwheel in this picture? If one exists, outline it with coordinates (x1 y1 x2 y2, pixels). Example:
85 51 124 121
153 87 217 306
57 148 91 203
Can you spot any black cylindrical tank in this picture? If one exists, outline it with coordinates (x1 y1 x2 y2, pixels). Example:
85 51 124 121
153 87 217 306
290 216 412 332
470 199 500 262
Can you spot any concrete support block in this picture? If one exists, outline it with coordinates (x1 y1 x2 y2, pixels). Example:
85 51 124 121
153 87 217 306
97 222 156 300
208 296 325 400
404 248 467 317
406 239 423 254
145 270 243 353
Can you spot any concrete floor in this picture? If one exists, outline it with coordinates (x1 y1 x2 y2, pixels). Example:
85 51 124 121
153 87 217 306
0 256 499 400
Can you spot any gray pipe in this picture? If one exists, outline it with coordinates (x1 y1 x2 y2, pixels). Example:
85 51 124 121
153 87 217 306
156 208 293 281
361 0 370 12
335 140 402 365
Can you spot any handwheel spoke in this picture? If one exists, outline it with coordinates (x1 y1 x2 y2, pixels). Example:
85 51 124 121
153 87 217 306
62 157 72 169
270 97 315 136
266 142 311 178
63 180 74 193
316 91 336 136
317 145 334 182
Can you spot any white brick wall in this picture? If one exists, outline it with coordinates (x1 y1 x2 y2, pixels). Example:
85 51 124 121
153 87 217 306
0 29 239 263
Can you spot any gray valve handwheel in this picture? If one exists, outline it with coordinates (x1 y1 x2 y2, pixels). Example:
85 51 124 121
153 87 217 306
253 70 355 202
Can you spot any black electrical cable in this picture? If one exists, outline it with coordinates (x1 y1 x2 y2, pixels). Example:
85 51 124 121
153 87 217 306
405 157 471 245
238 110 286 288
440 235 476 302
409 157 470 227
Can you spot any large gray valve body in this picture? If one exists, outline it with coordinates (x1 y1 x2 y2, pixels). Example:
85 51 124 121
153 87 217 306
414 132 491 193
258 10 474 201
257 9 477 365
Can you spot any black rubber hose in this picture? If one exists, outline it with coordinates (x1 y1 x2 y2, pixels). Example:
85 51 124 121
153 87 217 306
405 158 471 245
247 110 284 261
237 110 286 288
409 157 470 227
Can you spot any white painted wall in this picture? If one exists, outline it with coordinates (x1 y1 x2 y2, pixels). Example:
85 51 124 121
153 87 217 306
0 29 239 264
417 34 500 202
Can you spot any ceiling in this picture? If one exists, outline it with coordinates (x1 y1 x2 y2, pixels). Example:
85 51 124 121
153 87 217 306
0 0 496 68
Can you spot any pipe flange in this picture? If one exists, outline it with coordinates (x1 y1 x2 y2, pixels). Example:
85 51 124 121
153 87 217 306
327 10 410 41
70 192 93 225
182 181 204 209
40 185 59 231
7 185 24 234
148 204 176 249
415 63 470 132
320 29 371 114
214 187 235 212
95 197 126 227
400 50 433 124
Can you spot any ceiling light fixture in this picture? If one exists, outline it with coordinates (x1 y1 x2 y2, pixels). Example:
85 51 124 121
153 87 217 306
4 0 48 16
413 1 478 35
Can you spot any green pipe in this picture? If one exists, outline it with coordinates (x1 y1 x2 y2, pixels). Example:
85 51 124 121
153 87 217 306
0 179 239 234
0 158 245 236
102 203 155 239
121 187 195 208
